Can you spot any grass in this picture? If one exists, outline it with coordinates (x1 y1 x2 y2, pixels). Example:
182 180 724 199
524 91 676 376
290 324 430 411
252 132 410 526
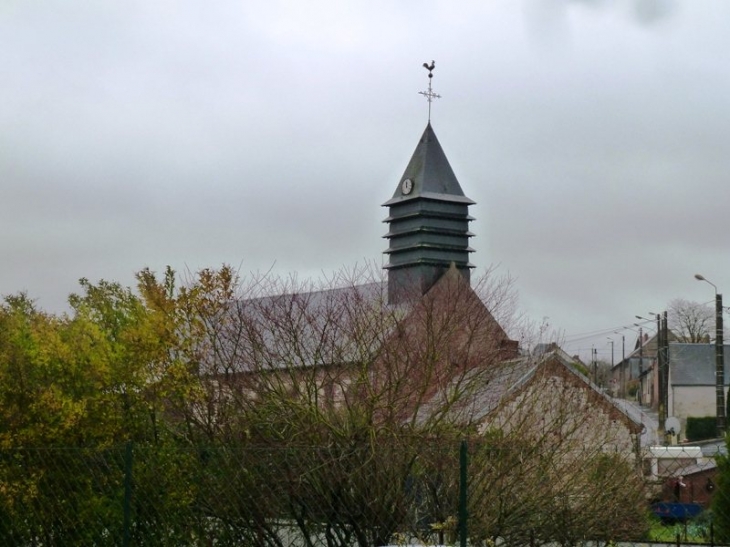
648 515 712 544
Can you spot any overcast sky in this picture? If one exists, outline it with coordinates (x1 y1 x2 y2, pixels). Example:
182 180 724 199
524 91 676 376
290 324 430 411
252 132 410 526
2 0 730 362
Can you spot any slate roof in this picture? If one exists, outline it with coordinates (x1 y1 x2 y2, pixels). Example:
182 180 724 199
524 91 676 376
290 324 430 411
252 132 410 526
206 262 518 382
211 281 394 374
416 349 642 432
454 357 537 424
669 343 730 386
617 330 680 364
382 123 475 206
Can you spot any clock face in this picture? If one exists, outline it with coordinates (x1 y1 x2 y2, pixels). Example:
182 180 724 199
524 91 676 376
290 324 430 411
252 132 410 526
401 178 414 195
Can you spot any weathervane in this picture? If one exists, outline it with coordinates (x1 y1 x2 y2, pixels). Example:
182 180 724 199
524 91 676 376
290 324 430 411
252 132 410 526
418 60 441 122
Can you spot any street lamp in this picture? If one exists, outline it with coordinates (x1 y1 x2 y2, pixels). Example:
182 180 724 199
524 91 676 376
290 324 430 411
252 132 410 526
634 312 666 431
635 315 654 323
639 312 669 438
614 331 627 397
607 337 614 368
695 273 725 437
633 323 646 376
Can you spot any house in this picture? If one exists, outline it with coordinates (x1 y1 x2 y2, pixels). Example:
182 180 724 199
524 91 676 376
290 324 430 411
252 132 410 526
666 343 730 438
611 331 730 443
645 446 717 509
422 347 643 454
610 332 649 399
487 350 641 450
611 329 679 404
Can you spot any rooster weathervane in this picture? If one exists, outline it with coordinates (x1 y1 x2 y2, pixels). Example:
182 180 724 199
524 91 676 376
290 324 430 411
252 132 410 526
418 60 441 122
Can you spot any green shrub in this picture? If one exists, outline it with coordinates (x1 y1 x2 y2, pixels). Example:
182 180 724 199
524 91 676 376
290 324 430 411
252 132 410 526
686 417 717 441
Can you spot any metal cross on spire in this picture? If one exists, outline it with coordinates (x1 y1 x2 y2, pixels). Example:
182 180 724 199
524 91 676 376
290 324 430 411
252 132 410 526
418 60 441 122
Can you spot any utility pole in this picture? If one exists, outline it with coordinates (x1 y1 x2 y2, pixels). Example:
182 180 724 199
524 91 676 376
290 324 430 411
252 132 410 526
662 310 669 434
608 338 614 367
656 312 666 438
621 335 626 397
695 274 725 437
638 327 644 374
591 346 596 384
607 338 615 396
615 332 626 397
716 293 725 436
638 327 644 405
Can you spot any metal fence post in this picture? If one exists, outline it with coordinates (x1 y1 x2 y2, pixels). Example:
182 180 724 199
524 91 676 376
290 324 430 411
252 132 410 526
123 441 133 547
459 439 468 547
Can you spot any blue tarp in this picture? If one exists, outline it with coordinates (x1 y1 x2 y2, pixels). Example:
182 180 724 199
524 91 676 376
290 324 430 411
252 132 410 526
651 502 703 521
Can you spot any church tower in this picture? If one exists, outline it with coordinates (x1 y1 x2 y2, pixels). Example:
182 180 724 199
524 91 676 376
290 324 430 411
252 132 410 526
382 122 475 304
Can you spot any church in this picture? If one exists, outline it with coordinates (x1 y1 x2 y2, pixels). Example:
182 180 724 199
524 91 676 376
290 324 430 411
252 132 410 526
200 93 644 453
176 78 650 546
222 130 509 387
169 71 650 547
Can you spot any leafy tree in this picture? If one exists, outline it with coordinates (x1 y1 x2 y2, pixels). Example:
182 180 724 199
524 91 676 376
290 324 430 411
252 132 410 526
0 292 117 447
0 264 650 545
0 273 205 544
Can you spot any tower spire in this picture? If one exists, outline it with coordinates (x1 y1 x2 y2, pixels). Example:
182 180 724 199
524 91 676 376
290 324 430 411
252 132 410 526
382 125 475 304
418 60 441 122
383 62 474 304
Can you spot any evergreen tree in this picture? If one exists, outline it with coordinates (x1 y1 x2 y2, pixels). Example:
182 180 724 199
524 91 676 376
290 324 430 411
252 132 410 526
712 435 730 542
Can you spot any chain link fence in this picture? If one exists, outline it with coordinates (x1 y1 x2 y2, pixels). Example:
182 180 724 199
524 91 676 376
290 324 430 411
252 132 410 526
0 440 725 546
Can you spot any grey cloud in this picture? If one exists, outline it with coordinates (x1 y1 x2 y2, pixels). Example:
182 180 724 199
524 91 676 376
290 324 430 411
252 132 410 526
2 1 730 364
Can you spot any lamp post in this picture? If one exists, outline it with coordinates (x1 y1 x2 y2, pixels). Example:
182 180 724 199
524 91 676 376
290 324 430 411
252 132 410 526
625 323 646 404
606 337 615 396
607 337 614 368
636 325 644 380
695 274 725 437
614 332 626 397
640 312 669 438
636 314 660 421
655 312 666 438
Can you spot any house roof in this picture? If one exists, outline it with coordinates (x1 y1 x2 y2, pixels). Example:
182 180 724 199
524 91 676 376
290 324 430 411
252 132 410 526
417 348 642 434
669 343 730 386
612 329 680 372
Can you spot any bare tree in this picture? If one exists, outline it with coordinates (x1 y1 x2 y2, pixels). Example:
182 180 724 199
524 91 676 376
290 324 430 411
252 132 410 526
668 298 713 343
466 360 648 545
211 264 519 546
136 263 648 546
